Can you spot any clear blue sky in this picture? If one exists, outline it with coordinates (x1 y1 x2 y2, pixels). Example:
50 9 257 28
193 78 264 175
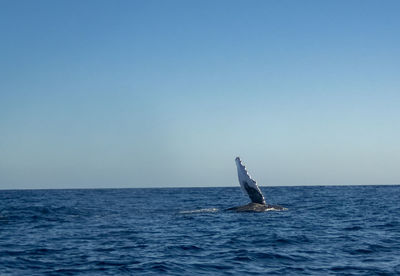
1 0 399 189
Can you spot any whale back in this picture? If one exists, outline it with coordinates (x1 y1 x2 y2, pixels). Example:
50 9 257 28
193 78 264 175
235 157 266 205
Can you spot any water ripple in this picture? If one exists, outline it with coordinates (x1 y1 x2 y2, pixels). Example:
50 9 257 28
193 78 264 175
1 186 400 275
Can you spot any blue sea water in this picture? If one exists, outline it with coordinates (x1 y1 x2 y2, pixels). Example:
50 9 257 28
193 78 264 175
1 185 400 275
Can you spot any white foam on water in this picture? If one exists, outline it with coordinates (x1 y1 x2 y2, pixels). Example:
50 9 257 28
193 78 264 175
179 208 219 214
265 207 288 211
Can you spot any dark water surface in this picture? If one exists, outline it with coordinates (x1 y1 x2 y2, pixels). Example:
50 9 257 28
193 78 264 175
1 186 400 275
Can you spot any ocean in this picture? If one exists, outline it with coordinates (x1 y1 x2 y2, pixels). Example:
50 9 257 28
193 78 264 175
1 185 399 275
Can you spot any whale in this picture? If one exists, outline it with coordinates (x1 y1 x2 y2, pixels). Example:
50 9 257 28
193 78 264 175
227 157 286 212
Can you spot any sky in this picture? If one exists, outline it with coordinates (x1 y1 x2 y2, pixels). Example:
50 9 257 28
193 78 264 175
1 0 399 189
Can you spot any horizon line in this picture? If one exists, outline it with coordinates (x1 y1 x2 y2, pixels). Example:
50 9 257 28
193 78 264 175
1 183 399 191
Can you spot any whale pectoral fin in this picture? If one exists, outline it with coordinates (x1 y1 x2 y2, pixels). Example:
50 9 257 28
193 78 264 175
235 157 266 205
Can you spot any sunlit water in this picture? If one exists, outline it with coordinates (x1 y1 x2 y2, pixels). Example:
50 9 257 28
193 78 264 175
1 186 400 275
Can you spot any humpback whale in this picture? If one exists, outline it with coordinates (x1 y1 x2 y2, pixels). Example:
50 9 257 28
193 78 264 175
227 157 285 212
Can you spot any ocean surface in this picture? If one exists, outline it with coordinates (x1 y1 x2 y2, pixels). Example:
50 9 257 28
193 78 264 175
1 185 400 275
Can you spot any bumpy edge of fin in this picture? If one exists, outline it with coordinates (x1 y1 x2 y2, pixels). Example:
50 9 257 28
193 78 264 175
235 157 266 205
